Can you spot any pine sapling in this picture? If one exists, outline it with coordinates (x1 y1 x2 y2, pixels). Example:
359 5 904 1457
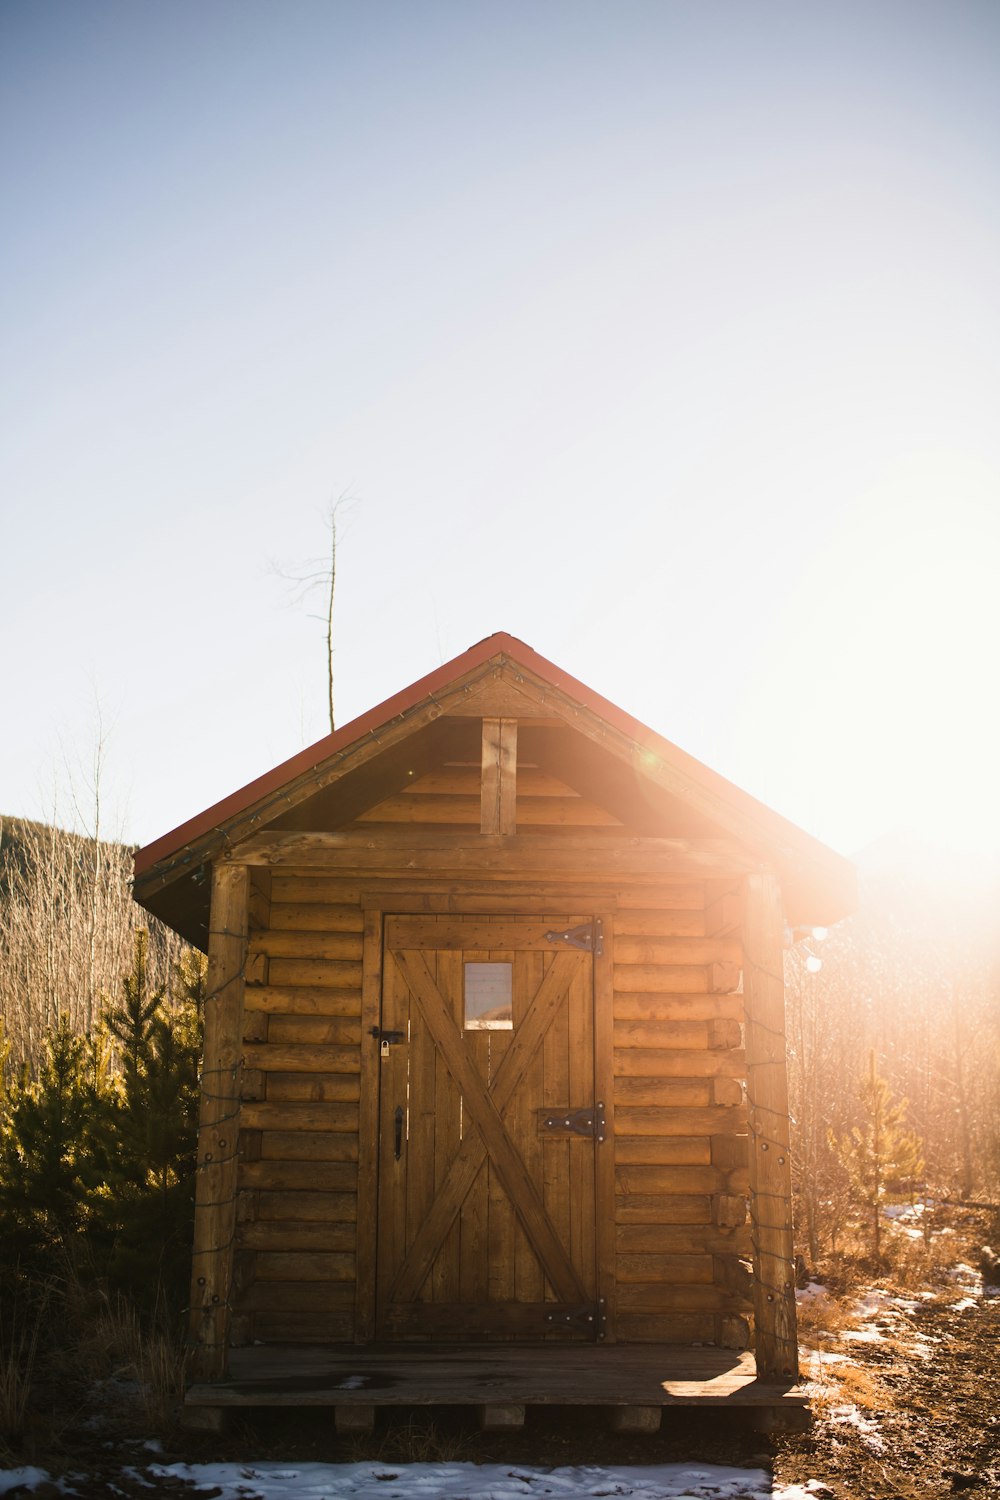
830 1049 924 1264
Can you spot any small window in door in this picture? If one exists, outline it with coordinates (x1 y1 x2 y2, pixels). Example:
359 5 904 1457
464 962 513 1030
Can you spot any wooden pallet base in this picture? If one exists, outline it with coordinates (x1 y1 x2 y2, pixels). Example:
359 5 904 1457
185 1342 808 1420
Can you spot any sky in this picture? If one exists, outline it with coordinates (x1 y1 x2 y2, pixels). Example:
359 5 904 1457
2 1 999 862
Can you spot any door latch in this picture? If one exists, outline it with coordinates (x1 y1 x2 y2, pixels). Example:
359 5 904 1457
370 1025 405 1054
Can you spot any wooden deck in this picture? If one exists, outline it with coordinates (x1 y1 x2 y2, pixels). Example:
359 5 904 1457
185 1343 807 1412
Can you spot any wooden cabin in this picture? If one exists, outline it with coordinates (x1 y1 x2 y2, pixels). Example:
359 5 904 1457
133 633 854 1431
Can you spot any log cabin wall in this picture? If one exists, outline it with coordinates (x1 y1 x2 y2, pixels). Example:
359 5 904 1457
227 751 753 1349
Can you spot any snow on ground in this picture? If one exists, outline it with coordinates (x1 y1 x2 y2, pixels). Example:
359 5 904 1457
793 1281 827 1306
0 1469 58 1496
946 1262 985 1311
147 1462 827 1500
0 1464 835 1500
819 1406 884 1452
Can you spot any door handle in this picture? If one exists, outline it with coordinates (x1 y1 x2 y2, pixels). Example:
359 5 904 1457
394 1105 404 1161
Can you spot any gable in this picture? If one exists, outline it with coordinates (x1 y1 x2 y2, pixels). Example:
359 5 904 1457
133 634 855 945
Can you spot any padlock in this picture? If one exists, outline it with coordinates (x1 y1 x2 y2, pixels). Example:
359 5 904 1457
380 1039 390 1058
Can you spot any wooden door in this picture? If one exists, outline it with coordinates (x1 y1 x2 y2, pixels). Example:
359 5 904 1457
375 914 601 1340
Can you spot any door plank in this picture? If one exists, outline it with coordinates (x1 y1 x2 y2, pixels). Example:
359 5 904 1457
392 949 586 1306
432 949 463 1305
387 950 581 1305
513 950 546 1305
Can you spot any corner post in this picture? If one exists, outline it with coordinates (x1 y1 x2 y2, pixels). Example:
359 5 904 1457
188 860 250 1381
743 871 798 1379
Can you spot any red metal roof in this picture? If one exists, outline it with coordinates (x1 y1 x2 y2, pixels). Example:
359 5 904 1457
133 631 853 922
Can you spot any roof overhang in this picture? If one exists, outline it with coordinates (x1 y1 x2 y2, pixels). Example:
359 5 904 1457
134 632 856 945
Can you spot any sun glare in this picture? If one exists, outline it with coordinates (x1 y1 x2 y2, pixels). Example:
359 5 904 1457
734 452 1000 859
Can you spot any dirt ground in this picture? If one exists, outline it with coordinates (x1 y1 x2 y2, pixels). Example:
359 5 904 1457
15 1207 1000 1497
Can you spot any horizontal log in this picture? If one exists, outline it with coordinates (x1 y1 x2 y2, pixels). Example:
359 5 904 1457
243 1043 360 1074
261 1017 363 1046
240 1161 357 1192
244 1012 268 1043
711 1134 750 1169
517 796 622 827
266 959 363 988
614 1194 712 1225
404 767 574 797
270 877 365 905
613 1020 709 1050
268 902 366 932
614 966 712 994
614 1138 712 1166
356 793 479 825
616 1224 751 1256
704 889 742 936
616 1285 752 1313
235 1281 355 1312
613 910 706 937
611 884 705 910
614 1048 746 1079
240 1101 358 1134
263 1073 361 1103
615 937 741 965
256 1190 357 1222
613 1079 713 1108
249 932 363 961
616 1254 714 1285
713 1079 745 1107
708 1018 743 1050
238 1221 356 1252
715 1194 749 1228
710 962 742 994
612 993 743 1022
614 1105 744 1137
615 1164 743 1196
716 1256 754 1300
615 1312 715 1343
244 986 362 1018
359 794 622 828
253 1251 355 1283
366 886 623 913
251 1311 355 1343
260 1131 359 1163
233 830 759 877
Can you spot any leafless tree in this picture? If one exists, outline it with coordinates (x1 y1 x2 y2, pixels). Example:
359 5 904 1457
273 493 356 734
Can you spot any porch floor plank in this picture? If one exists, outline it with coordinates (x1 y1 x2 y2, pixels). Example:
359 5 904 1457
185 1343 806 1409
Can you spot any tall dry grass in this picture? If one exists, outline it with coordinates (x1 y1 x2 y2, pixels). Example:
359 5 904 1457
0 817 186 1077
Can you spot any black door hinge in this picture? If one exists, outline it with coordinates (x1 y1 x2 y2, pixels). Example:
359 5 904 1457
545 1299 606 1339
544 919 603 956
539 1102 606 1142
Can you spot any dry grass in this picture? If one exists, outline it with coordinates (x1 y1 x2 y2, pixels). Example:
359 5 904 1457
76 1290 186 1433
796 1285 853 1341
0 1286 48 1447
344 1415 475 1464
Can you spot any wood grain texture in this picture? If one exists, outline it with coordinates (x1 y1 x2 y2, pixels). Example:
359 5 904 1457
743 870 798 1379
187 1339 807 1407
480 718 518 835
189 862 249 1380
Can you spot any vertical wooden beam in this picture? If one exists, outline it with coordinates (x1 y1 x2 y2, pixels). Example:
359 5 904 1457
480 717 518 834
354 907 384 1342
188 861 249 1381
743 871 798 1380
592 911 616 1342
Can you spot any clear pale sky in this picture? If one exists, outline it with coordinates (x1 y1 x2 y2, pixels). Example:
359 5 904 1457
3 1 999 861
